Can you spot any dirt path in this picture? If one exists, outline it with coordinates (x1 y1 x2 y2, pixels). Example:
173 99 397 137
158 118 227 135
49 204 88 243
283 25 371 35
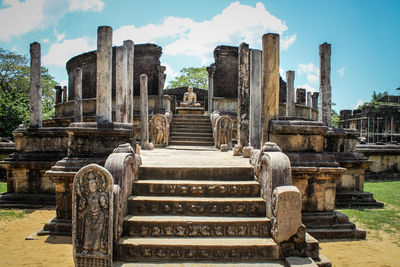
0 208 400 266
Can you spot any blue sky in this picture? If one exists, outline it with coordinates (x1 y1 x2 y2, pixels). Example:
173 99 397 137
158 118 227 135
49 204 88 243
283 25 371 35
0 0 399 112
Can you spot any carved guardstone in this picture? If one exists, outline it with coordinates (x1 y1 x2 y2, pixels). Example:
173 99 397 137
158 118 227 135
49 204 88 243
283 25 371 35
73 164 113 267
214 115 233 149
150 114 169 146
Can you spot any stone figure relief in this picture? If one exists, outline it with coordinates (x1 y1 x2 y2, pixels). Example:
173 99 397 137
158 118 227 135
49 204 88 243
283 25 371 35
180 86 201 107
214 115 233 149
73 164 113 267
150 114 169 145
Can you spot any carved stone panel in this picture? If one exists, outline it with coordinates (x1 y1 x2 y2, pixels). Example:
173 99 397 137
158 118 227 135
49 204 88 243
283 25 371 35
72 164 113 267
214 115 233 149
150 114 169 145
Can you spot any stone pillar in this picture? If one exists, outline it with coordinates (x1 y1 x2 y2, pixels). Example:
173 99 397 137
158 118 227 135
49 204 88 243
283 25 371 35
261 33 280 146
29 42 42 128
319 42 332 126
123 40 134 123
140 74 149 148
55 86 62 104
157 65 166 113
312 92 319 109
207 64 216 112
96 26 113 123
115 46 128 123
74 68 83 122
62 86 67 102
249 49 262 149
237 42 250 147
307 91 312 120
285 71 295 117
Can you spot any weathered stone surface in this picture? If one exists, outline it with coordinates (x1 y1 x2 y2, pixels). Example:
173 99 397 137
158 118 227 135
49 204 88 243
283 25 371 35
55 85 62 104
261 33 280 145
220 144 229 152
251 142 292 218
311 92 319 110
157 65 166 113
150 114 169 145
319 42 331 126
180 86 200 107
207 64 216 112
123 40 134 123
29 42 42 128
271 186 302 244
105 143 140 242
140 74 149 148
242 146 254 158
74 68 83 122
96 26 113 123
213 45 238 97
115 46 128 123
210 110 220 129
249 49 262 149
238 42 250 147
296 88 306 105
72 164 113 267
285 256 318 267
214 116 233 149
63 85 68 102
233 144 243 156
286 71 295 117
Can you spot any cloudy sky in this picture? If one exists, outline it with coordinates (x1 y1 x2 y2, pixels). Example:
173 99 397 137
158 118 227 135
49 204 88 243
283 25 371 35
0 0 399 111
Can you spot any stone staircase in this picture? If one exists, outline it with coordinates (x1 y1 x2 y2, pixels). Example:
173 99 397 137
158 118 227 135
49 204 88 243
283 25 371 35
169 114 214 146
115 164 284 263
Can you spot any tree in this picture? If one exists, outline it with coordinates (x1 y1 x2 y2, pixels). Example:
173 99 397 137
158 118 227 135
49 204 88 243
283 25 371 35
167 66 208 89
357 90 388 109
0 48 57 137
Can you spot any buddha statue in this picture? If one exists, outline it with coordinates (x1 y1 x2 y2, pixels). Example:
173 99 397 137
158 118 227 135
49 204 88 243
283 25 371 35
180 86 201 107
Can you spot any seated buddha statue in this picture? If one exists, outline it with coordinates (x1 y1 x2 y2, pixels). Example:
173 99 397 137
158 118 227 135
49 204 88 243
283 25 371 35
180 86 201 107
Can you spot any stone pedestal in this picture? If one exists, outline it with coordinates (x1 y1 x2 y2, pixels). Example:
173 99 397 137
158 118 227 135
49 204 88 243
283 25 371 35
42 122 133 235
176 107 205 114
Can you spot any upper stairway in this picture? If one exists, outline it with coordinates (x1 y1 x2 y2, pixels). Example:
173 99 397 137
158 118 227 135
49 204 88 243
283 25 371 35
169 114 214 146
114 148 322 264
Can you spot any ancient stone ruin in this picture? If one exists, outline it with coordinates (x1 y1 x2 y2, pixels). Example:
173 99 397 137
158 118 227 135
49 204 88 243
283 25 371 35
1 23 396 267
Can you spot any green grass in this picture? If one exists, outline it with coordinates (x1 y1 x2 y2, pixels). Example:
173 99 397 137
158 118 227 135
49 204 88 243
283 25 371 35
0 182 6 193
339 181 400 240
0 209 25 221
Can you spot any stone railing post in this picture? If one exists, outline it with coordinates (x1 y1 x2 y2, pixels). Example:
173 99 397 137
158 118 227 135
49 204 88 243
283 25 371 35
96 26 113 123
72 164 113 267
250 142 291 218
29 42 42 128
261 33 280 146
74 68 83 122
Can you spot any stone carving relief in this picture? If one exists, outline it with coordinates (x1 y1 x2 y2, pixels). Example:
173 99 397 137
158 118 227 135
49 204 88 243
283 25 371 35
150 114 169 145
73 164 113 267
214 115 233 149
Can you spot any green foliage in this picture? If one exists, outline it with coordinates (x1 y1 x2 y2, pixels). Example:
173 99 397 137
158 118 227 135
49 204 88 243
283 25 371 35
331 109 340 127
339 181 400 243
167 66 208 90
0 182 6 193
357 90 389 110
0 48 57 137
0 209 25 221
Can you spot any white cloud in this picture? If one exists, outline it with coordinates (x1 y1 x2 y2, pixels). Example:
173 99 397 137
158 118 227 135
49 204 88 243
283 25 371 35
298 63 318 75
298 84 317 93
42 38 49 43
0 0 104 41
162 63 178 80
307 73 318 85
59 80 68 87
338 66 345 77
113 2 293 63
354 98 364 109
279 68 284 78
43 37 96 66
56 33 65 42
68 0 104 12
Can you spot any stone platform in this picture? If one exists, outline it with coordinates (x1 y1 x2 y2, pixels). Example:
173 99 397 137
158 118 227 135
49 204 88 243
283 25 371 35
176 107 205 114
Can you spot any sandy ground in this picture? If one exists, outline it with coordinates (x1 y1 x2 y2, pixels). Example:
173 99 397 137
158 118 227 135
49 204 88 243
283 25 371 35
1 208 400 267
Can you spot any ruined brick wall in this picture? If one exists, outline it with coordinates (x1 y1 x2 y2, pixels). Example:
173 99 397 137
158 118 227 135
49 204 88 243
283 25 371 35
134 44 162 96
213 46 238 98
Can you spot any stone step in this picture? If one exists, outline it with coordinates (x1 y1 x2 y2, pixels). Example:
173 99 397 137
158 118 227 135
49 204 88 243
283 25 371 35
169 140 215 146
123 215 271 238
170 125 212 130
307 228 366 240
171 120 211 125
173 114 209 119
139 166 254 180
133 180 260 197
170 136 214 142
170 128 213 133
116 237 279 262
170 132 214 138
127 196 266 217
